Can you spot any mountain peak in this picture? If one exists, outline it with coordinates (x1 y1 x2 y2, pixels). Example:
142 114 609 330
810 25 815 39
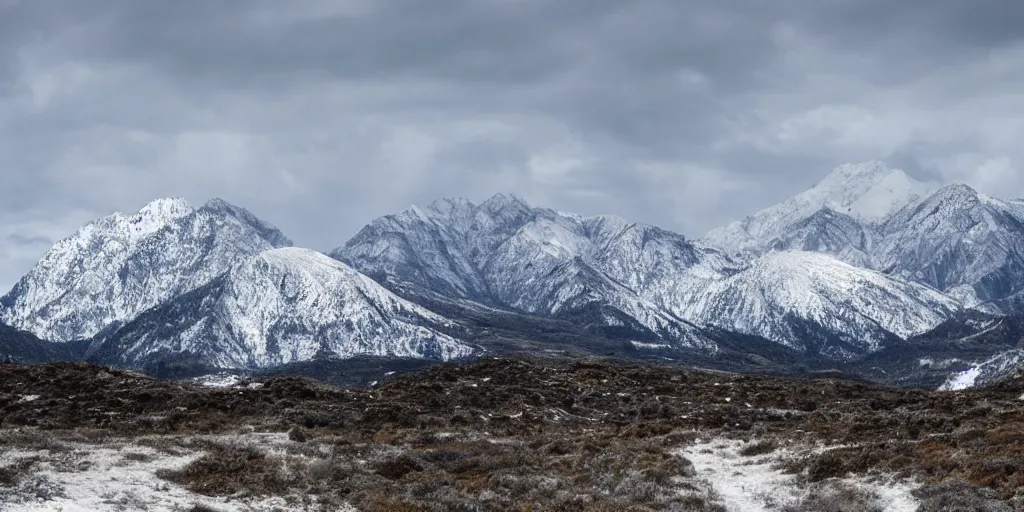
806 161 932 220
480 193 530 212
256 246 345 272
201 197 235 211
679 250 960 354
884 183 988 228
820 160 891 183
116 197 195 239
899 183 986 219
427 197 476 216
930 182 981 201
1 195 294 342
136 197 193 216
703 161 933 256
199 198 293 248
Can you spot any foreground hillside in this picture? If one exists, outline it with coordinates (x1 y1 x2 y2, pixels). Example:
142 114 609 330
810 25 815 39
3 359 1024 511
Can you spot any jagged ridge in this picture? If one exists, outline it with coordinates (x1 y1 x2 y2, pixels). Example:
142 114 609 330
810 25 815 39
0 198 293 342
87 248 476 370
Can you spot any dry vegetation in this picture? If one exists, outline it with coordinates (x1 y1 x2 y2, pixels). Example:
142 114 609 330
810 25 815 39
2 357 1024 509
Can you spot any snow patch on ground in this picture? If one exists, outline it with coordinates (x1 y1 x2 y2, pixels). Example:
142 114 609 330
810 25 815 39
940 367 982 391
679 438 920 512
191 372 246 388
0 433 355 512
1 442 213 511
680 439 801 510
189 373 265 390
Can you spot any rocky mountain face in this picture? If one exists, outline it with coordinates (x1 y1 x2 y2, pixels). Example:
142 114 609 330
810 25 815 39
0 198 293 342
87 248 475 370
767 208 873 268
334 192 963 357
675 251 960 358
5 160 1024 389
0 322 86 364
704 161 933 260
874 185 1024 310
0 199 475 372
332 194 736 351
704 162 1024 314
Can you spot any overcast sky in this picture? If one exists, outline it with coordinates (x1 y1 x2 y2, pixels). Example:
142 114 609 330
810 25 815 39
1 0 1023 291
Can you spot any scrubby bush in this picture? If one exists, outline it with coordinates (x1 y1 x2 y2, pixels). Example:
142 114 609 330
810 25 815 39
739 439 779 457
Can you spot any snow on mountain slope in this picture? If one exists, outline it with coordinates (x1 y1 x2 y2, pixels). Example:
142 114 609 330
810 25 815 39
333 194 737 349
939 348 1024 391
704 161 933 258
701 161 1024 312
767 207 874 268
337 193 965 354
677 252 961 356
846 167 934 220
665 159 1024 352
90 248 475 369
0 198 292 342
875 184 1024 309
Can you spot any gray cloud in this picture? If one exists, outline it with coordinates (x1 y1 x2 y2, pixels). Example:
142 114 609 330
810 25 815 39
1 0 1023 290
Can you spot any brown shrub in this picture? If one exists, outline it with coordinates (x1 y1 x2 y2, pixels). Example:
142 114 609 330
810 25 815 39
784 482 883 512
288 426 309 443
157 443 291 496
374 454 424 480
915 480 1014 512
739 439 778 457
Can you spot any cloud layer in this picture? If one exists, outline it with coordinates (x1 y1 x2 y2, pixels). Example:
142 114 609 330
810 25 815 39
1 0 1023 289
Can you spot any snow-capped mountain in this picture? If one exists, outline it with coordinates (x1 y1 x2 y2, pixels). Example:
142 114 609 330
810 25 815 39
0 198 293 342
875 184 1024 310
334 193 965 356
4 162 1021 383
676 251 961 357
766 208 873 268
704 161 1024 313
333 194 739 350
88 248 475 370
704 161 933 261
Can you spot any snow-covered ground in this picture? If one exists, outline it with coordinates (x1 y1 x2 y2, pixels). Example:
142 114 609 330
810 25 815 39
1 429 927 512
191 372 246 388
679 438 920 512
0 432 355 512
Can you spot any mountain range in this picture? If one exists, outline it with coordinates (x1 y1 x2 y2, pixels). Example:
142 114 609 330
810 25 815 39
3 161 1023 389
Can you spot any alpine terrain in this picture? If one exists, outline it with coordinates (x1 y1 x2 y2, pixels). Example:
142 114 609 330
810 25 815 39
334 189 965 358
86 247 476 370
4 162 1024 511
1 161 1024 389
0 199 474 374
332 194 737 351
704 161 1024 313
0 198 293 343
